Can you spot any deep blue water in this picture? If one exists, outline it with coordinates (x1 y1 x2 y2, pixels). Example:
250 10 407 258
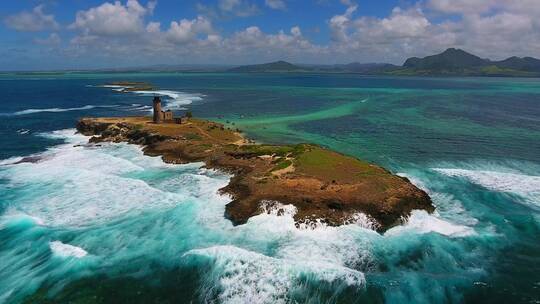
0 72 539 303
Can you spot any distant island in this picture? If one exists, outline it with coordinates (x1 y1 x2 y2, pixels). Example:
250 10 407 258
228 48 540 77
77 100 434 231
7 48 539 77
393 48 540 77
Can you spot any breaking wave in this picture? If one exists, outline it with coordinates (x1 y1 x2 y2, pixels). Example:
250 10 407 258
0 130 489 303
185 245 366 304
50 241 88 258
6 105 118 116
433 165 540 208
132 90 204 110
385 210 476 238
98 84 203 110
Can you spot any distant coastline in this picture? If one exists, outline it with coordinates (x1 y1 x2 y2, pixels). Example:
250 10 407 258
4 48 540 78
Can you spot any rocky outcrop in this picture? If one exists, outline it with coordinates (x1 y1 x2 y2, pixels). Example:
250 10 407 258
78 119 172 146
76 117 435 232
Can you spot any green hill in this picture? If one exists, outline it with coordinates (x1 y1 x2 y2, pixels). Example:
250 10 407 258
228 61 305 72
394 48 540 77
403 48 488 70
496 56 540 72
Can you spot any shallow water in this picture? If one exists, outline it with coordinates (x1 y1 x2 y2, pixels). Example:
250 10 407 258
0 73 539 303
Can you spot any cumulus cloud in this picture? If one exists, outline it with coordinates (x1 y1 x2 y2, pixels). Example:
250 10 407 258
14 0 540 67
427 0 497 14
34 33 62 46
167 16 214 43
265 0 286 10
198 0 260 17
356 7 430 40
4 5 59 32
329 4 357 42
70 0 156 36
324 0 540 63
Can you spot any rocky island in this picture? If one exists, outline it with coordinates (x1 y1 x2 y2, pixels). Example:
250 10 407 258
76 116 434 231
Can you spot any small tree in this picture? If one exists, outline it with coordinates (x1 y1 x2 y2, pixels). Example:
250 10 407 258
185 111 193 118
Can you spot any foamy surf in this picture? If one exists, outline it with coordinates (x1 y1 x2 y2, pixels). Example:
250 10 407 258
9 105 118 116
185 245 366 304
0 129 500 303
433 167 540 206
98 83 204 110
132 90 203 109
385 210 476 237
49 241 88 258
1 130 230 228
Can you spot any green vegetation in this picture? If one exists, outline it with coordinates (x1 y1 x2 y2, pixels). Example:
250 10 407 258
271 159 292 172
294 146 385 183
184 133 202 140
107 81 154 91
237 144 305 157
397 48 540 77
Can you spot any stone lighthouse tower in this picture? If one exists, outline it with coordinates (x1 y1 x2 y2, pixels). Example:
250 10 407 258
153 96 162 123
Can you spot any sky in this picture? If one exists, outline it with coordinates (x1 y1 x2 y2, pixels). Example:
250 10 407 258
1 0 540 70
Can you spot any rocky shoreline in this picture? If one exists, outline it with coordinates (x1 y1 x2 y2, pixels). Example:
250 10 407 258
76 117 434 231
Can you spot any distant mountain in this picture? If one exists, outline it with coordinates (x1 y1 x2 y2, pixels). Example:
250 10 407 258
226 50 540 77
229 61 400 74
403 48 488 70
495 56 540 72
228 61 305 72
393 48 540 77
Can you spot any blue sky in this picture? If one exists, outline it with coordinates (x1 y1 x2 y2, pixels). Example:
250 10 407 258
1 0 539 70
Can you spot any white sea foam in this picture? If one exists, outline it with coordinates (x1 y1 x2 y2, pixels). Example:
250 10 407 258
433 168 540 205
385 210 475 237
0 156 24 166
50 241 88 258
186 245 366 304
99 83 204 110
128 105 153 112
100 84 134 92
132 90 203 109
0 127 494 302
0 213 45 229
398 172 479 226
0 130 198 227
11 105 118 116
14 105 96 115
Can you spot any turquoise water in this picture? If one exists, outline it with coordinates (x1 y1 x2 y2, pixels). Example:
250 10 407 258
0 73 539 303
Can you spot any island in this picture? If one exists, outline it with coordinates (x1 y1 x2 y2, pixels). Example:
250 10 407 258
104 81 154 92
227 48 540 77
76 116 434 231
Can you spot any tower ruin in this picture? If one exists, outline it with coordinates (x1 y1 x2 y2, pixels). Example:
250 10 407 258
153 96 162 123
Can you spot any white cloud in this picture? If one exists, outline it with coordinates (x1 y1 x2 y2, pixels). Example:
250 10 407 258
225 25 322 60
34 33 61 46
167 16 214 44
4 5 59 32
70 0 156 36
358 7 430 39
146 21 161 33
18 0 540 67
329 4 357 42
325 0 540 63
265 0 286 10
215 0 260 17
427 0 497 14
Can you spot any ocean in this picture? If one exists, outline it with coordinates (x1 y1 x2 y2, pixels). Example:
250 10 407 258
0 72 538 303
